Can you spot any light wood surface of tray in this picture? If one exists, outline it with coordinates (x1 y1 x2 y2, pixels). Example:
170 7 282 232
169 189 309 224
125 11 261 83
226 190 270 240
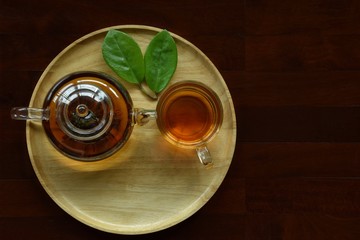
26 25 237 234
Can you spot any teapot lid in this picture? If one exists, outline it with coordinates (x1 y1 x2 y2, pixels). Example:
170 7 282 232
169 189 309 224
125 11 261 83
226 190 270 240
56 80 114 141
43 71 133 161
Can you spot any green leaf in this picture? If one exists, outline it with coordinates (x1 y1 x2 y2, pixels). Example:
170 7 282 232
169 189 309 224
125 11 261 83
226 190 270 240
144 30 178 93
102 30 144 84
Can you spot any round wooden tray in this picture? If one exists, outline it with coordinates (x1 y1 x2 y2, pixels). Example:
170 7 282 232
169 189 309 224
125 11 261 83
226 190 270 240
27 25 237 234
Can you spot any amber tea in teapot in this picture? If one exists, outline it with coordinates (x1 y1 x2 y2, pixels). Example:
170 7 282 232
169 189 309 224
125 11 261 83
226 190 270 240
11 71 156 161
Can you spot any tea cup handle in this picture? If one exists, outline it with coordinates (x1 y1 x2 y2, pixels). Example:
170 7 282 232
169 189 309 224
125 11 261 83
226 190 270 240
196 145 213 166
11 107 50 121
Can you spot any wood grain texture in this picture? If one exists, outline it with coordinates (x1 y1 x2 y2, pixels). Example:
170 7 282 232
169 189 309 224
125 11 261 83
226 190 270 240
2 0 360 239
26 25 236 234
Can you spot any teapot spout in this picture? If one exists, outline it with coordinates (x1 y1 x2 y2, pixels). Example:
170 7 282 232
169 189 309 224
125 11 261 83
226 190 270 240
11 107 50 121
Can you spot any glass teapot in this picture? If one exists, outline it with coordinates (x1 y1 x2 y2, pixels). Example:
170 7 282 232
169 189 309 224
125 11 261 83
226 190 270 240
11 71 156 161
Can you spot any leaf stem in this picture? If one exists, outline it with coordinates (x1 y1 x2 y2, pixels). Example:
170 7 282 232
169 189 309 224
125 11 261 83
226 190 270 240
138 82 158 100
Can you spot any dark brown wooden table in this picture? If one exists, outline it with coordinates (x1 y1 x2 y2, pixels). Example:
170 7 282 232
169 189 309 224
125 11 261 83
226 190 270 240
1 0 360 239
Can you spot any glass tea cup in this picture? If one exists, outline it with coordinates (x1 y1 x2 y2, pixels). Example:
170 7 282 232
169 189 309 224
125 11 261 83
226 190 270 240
156 81 223 166
11 71 156 161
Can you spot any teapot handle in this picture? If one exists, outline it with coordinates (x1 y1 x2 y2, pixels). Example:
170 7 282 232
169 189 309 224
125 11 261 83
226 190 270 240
11 107 50 121
132 108 157 126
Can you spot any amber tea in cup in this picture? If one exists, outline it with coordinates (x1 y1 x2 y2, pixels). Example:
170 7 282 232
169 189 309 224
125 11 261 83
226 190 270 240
156 81 223 165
